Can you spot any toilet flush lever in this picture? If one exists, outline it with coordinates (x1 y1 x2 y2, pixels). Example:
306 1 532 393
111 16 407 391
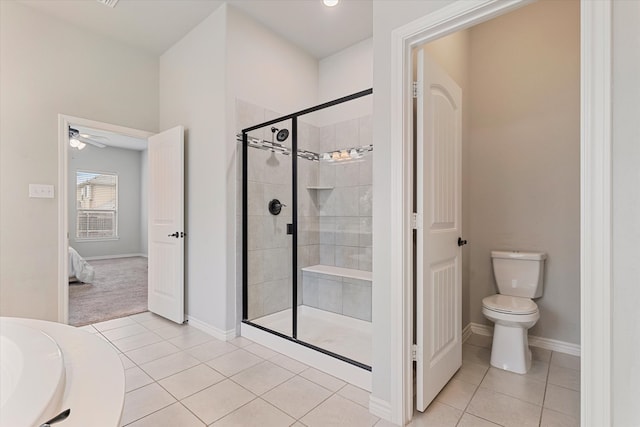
458 237 468 247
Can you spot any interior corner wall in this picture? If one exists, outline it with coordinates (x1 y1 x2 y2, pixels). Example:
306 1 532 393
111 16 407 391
226 5 319 117
226 4 319 330
159 4 227 332
467 0 580 344
140 149 149 256
0 1 158 321
371 0 453 414
612 0 640 425
316 37 373 127
68 146 143 258
421 30 471 330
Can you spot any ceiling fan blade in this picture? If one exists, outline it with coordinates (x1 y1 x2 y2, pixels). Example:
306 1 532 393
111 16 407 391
77 136 106 148
79 133 109 141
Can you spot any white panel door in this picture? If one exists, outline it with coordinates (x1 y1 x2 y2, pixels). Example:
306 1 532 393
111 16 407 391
148 126 185 324
416 50 463 411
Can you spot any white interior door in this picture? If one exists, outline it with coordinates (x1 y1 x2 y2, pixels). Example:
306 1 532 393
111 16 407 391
415 50 463 411
148 126 185 324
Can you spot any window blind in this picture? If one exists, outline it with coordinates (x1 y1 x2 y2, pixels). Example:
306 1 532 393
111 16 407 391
76 171 118 239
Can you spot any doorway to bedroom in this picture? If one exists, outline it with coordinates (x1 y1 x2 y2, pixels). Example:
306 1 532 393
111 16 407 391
67 124 149 326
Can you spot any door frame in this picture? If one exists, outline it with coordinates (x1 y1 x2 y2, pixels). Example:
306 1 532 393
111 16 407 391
57 114 154 324
389 0 611 425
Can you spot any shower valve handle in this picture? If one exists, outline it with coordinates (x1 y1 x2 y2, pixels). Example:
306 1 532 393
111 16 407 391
269 199 286 215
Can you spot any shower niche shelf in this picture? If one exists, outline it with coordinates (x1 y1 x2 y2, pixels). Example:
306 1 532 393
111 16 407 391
306 186 334 190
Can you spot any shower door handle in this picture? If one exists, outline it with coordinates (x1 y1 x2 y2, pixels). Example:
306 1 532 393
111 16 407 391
287 224 293 235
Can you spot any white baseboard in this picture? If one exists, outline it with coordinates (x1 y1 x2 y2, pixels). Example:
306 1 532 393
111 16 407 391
528 335 581 357
462 323 472 343
469 322 494 337
368 396 392 421
186 315 236 341
469 322 581 356
84 253 147 261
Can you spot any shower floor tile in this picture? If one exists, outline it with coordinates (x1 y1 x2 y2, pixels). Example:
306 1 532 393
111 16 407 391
250 305 372 366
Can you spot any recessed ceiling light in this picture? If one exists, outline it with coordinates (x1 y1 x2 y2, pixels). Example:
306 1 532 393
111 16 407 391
96 0 119 8
323 0 340 7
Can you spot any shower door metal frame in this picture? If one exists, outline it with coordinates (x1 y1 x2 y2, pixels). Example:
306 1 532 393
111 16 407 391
241 88 373 371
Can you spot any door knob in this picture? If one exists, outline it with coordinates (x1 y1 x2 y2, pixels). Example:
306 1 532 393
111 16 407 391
168 232 179 238
458 237 468 247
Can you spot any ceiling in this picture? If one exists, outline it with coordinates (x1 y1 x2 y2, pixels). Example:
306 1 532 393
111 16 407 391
19 0 373 58
74 125 148 151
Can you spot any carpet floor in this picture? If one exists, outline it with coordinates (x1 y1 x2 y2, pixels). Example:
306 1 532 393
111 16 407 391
69 256 148 326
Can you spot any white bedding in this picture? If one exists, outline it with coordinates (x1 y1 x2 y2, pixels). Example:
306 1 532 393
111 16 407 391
68 247 95 283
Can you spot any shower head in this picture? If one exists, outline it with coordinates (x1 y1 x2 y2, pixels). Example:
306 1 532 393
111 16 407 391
270 127 289 142
276 129 289 142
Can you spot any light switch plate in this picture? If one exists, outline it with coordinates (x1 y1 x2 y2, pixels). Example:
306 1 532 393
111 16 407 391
29 184 55 198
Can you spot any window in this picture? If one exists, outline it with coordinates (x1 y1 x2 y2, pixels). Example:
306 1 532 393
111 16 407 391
76 171 118 239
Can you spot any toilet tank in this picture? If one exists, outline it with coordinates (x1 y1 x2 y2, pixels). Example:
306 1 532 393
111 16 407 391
491 251 547 298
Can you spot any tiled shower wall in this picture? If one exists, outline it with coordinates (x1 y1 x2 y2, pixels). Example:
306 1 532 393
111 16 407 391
237 99 373 321
317 116 373 272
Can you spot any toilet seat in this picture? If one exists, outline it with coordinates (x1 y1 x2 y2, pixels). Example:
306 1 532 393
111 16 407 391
482 294 538 315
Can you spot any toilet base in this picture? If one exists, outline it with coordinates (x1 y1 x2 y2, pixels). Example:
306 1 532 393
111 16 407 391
490 323 532 374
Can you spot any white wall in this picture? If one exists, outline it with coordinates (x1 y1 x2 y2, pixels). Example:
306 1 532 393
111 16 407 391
226 5 319 119
0 1 158 321
68 146 143 258
159 5 227 332
371 0 453 411
316 38 373 127
467 0 580 344
612 1 640 425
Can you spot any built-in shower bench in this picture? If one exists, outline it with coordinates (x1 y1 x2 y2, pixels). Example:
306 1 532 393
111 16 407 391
300 265 372 322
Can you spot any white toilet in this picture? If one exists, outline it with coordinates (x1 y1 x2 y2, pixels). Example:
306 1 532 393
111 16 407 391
482 250 547 374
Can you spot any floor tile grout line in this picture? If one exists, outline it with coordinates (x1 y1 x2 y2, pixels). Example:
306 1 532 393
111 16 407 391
176 400 209 427
452 357 491 425
154 362 227 401
538 350 554 427
452 380 482 426
290 377 376 424
170 378 231 426
121 386 177 427
110 330 165 352
258 394 307 424
101 323 154 342
136 356 202 383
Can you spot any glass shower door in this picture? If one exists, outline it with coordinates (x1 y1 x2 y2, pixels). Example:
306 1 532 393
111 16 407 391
241 89 373 370
296 101 374 368
243 119 294 337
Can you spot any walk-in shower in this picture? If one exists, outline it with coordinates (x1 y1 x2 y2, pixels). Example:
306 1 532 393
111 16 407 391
239 89 373 370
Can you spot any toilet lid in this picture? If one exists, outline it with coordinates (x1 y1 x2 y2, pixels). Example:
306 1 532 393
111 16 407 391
482 295 538 315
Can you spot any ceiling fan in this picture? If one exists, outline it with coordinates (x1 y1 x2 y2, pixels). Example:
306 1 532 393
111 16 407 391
68 127 108 149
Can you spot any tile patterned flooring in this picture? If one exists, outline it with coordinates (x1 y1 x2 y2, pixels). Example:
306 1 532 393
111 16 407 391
80 313 580 426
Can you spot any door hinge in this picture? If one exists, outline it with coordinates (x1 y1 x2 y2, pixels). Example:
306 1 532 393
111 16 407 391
411 212 419 230
412 344 418 361
412 81 419 99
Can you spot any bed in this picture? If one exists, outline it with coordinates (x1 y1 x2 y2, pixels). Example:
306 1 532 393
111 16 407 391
69 247 95 283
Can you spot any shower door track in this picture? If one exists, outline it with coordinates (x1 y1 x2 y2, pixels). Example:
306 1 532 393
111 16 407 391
241 88 373 372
